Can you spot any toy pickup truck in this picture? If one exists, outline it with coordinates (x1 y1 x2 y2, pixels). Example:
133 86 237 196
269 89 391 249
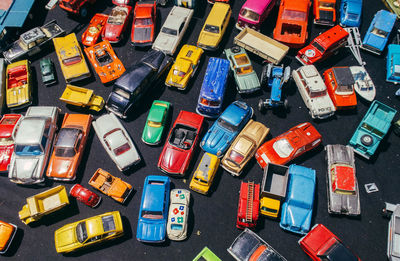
59 85 104 112
234 28 289 65
236 181 260 229
19 185 70 225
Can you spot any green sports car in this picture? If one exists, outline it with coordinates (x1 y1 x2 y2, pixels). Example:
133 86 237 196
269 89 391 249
142 100 171 145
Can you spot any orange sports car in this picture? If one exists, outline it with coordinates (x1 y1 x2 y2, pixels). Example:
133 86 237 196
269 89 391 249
0 220 17 254
46 114 92 181
81 13 108 46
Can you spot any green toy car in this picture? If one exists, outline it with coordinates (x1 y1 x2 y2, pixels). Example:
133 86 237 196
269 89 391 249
193 247 221 261
40 58 57 86
142 100 171 145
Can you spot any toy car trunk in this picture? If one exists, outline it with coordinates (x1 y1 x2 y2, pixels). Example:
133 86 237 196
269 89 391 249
236 0 276 31
260 163 289 218
236 181 260 229
60 85 104 112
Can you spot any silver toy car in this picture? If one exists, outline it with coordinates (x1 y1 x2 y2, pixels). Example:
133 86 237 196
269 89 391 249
383 202 400 261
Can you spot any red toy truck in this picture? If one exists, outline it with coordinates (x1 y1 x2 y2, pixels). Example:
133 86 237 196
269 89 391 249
236 181 260 229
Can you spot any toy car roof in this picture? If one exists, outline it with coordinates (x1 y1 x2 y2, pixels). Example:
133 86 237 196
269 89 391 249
15 118 46 144
332 67 355 86
55 128 81 148
20 27 45 45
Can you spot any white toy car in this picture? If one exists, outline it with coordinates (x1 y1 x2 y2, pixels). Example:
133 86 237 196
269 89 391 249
92 113 140 171
293 65 336 119
167 189 190 241
152 6 193 56
383 202 400 261
8 106 59 184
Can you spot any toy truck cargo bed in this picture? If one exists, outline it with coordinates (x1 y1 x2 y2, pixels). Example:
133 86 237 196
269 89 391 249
60 85 104 111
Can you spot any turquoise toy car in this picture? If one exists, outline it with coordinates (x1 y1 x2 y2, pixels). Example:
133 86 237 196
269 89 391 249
142 100 171 145
349 100 397 159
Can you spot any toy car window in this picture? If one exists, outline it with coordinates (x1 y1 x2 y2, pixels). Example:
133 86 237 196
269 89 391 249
114 87 131 100
161 27 177 36
240 8 260 22
135 18 152 26
204 24 219 34
217 118 237 132
310 89 327 98
312 42 326 53
1 118 17 125
261 206 278 213
62 54 82 66
319 2 335 8
346 13 359 21
173 69 186 77
336 84 353 94
234 54 249 66
228 150 245 165
141 210 163 219
171 224 183 230
195 177 208 184
114 142 131 156
15 144 42 156
76 222 88 243
321 240 358 261
371 28 388 38
273 138 294 158
393 65 400 77
154 102 168 108
55 147 75 157
102 215 116 232
236 66 253 75
108 8 128 25
282 10 307 21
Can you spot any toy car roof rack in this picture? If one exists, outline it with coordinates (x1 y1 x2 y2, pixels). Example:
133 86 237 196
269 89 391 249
344 27 365 66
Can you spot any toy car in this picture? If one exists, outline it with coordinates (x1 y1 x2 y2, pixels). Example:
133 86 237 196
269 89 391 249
53 33 91 83
236 181 260 229
349 100 397 159
167 189 190 241
165 44 204 90
236 0 276 31
113 0 134 5
207 0 229 3
280 164 316 235
0 114 22 172
273 0 311 48
60 85 104 112
175 0 196 8
350 66 375 101
255 122 322 168
383 202 400 261
131 1 156 46
323 67 357 110
142 100 171 145
81 13 108 46
46 114 92 181
54 211 124 253
313 0 336 26
40 58 56 86
221 120 269 176
383 0 400 18
6 60 32 109
59 0 97 17
292 65 336 119
158 110 204 176
361 10 396 55
299 224 361 260
93 113 141 171
325 144 360 216
197 3 231 51
193 247 221 261
0 220 17 254
137 175 170 243
0 59 5 113
8 106 59 185
201 101 253 157
339 0 362 27
224 46 260 94
387 44 400 84
152 6 194 55
102 5 132 44
296 25 349 65
69 184 101 208
189 152 220 195
84 40 126 83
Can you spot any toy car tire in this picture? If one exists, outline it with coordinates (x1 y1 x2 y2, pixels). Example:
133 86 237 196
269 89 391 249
258 99 265 112
260 65 268 86
360 134 373 146
231 46 241 53
283 99 289 110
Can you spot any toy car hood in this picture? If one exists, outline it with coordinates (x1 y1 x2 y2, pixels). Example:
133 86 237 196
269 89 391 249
236 71 260 91
103 24 122 40
137 219 166 242
202 125 232 156
10 156 42 183
153 33 178 53
133 27 153 42
363 33 386 50
47 157 75 179
159 145 188 173
198 32 219 47
143 124 163 144
55 225 78 250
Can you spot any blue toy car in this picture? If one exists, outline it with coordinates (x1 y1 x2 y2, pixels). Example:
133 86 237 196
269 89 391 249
201 101 253 157
196 57 230 118
339 0 363 27
361 10 396 55
137 175 171 243
280 164 316 235
349 100 397 159
387 44 400 84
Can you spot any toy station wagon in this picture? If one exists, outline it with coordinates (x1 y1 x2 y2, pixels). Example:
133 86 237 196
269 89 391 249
142 100 171 146
0 220 17 254
81 13 108 46
0 114 22 172
167 189 190 241
6 60 32 109
339 0 363 27
189 152 220 195
323 67 357 110
131 1 156 46
313 0 336 26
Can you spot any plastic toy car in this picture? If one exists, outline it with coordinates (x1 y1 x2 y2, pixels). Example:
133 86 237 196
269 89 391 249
137 175 170 243
165 44 204 90
383 202 400 261
350 66 376 101
142 100 171 146
293 65 336 119
339 0 362 27
59 0 97 17
102 5 132 43
0 114 22 173
296 25 349 65
255 122 322 168
193 247 221 261
158 110 204 176
93 113 141 171
280 164 316 235
53 33 91 83
325 144 360 216
313 0 336 26
201 101 253 157
40 58 56 86
69 184 101 208
273 0 311 48
84 40 126 83
224 46 260 94
197 3 231 51
131 1 156 46
152 6 194 55
221 120 269 176
189 152 220 195
59 85 104 112
167 189 190 241
6 60 32 109
46 114 92 181
236 181 260 229
54 211 124 253
387 44 400 84
196 58 230 118
323 67 357 110
349 100 397 159
361 10 396 55
81 13 108 46
0 220 17 254
8 106 59 185
299 224 361 261
236 0 276 31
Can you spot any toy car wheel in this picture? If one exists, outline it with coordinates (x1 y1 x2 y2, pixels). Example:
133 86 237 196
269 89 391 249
258 99 265 112
283 99 289 110
260 65 268 86
361 134 373 146
80 7 88 17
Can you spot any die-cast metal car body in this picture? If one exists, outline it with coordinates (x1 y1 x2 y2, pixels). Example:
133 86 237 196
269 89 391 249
81 13 108 46
59 0 97 17
0 114 22 172
167 189 190 241
387 44 400 84
142 100 171 145
189 152 220 195
69 184 101 208
0 220 17 254
236 181 260 229
323 67 357 110
102 5 132 44
313 0 336 26
6 60 32 109
131 1 156 46
383 202 400 261
236 0 276 31
339 0 362 27
40 58 57 86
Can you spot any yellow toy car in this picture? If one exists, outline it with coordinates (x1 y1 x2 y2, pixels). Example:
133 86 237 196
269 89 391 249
189 152 220 195
260 197 281 218
165 44 203 90
197 3 231 51
54 211 124 253
53 33 91 83
6 59 31 109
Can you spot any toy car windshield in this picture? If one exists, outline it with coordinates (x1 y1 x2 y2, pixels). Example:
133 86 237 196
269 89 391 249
240 9 259 22
217 118 238 132
141 210 163 219
135 18 152 26
161 27 177 36
204 25 219 34
318 239 359 261
282 10 307 21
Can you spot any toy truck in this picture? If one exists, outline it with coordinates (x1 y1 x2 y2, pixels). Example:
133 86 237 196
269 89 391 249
59 85 104 112
260 163 289 218
18 185 70 225
236 181 260 229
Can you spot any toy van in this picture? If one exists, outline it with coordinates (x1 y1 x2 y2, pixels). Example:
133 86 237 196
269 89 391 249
236 0 276 31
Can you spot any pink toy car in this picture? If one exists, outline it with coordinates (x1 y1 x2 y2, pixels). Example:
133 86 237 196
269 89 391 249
236 0 276 31
70 184 101 208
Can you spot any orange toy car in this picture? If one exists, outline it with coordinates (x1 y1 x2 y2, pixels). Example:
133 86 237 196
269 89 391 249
0 220 17 254
323 67 357 110
81 13 109 46
313 0 336 26
84 40 126 83
46 114 92 181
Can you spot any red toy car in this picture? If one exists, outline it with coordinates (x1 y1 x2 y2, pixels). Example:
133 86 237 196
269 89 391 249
69 184 101 208
323 67 357 110
296 25 349 65
59 0 96 17
81 13 108 46
313 0 336 26
299 224 361 261
0 114 22 172
113 0 134 5
102 5 132 43
255 122 322 169
236 181 260 229
131 1 156 46
157 110 204 176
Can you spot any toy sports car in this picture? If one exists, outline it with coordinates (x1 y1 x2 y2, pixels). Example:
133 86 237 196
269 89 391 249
131 1 156 46
142 100 171 145
167 189 190 241
81 13 108 46
6 60 32 109
102 5 132 43
339 0 362 27
0 114 22 172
